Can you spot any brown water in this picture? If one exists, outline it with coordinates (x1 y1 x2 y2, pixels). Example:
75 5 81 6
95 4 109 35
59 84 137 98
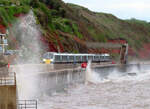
38 70 150 109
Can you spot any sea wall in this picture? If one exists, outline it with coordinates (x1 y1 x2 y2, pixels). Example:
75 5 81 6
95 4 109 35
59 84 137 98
36 68 85 95
9 64 81 73
10 63 150 97
92 64 150 78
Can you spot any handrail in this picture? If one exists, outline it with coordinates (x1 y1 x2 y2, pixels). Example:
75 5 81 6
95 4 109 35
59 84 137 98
18 100 37 109
0 72 16 86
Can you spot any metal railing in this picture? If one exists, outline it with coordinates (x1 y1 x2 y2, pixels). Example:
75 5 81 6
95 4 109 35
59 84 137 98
18 100 37 109
0 73 16 85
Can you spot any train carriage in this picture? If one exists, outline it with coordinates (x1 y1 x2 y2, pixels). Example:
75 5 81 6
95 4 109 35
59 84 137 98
42 52 111 64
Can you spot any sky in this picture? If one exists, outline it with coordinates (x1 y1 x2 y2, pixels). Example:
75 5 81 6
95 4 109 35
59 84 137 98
63 0 150 22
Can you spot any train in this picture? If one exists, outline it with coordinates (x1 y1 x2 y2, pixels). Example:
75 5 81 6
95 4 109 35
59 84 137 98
42 52 111 64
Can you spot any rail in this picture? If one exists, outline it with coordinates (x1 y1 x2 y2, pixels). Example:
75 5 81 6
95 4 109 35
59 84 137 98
18 100 37 109
0 72 16 85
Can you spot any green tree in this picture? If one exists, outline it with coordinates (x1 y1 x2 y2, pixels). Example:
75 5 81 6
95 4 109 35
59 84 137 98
30 0 39 8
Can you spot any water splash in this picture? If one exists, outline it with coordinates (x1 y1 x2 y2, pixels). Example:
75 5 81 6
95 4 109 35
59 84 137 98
85 60 101 84
10 11 45 100
86 61 150 84
11 11 44 64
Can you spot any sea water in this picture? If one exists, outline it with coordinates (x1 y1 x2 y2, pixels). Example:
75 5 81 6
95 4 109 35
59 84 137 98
38 62 150 109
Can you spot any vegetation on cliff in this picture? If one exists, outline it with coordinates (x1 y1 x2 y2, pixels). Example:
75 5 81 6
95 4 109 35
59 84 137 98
0 0 150 58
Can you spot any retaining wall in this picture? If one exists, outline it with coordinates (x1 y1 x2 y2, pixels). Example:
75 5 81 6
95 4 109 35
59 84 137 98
0 85 17 109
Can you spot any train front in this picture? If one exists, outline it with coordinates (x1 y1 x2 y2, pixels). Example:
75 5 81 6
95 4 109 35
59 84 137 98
42 52 54 64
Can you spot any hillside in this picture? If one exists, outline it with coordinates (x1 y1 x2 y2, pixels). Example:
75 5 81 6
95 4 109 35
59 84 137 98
64 3 150 58
0 0 150 59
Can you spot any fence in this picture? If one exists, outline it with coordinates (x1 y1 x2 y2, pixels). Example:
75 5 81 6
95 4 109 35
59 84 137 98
18 100 37 109
0 72 16 85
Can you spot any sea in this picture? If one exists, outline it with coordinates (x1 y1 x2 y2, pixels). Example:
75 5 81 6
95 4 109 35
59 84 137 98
38 63 150 109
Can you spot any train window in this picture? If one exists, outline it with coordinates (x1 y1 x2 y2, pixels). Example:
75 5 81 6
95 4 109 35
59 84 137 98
94 56 97 59
62 56 68 61
95 56 99 61
105 56 110 60
88 56 93 60
55 55 61 61
104 56 106 59
100 56 104 60
93 56 96 61
76 56 81 61
43 53 49 59
43 54 47 58
94 56 97 60
49 54 53 59
82 56 87 61
69 56 74 61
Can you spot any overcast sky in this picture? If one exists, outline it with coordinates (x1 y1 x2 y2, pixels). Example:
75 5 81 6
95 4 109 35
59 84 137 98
63 0 150 22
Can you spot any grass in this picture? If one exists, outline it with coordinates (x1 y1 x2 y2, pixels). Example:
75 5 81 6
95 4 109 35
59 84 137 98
88 26 107 42
52 17 83 38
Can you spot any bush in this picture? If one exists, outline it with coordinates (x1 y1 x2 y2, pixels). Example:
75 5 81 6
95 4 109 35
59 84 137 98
20 0 31 5
11 7 22 14
52 18 83 38
22 6 30 14
0 0 12 6
59 8 66 17
126 18 150 28
0 5 30 27
30 0 39 8
38 2 52 23
0 8 10 26
44 0 60 10
53 18 71 32
51 9 59 16
72 23 83 39
88 26 107 42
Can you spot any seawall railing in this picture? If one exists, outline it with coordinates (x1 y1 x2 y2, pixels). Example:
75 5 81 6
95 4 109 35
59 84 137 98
18 100 37 109
0 72 16 86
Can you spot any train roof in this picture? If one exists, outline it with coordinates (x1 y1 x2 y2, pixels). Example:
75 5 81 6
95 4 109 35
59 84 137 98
43 52 110 56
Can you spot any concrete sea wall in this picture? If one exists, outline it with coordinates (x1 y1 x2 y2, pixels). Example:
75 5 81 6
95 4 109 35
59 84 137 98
10 64 85 95
9 63 150 97
92 64 150 78
35 68 85 95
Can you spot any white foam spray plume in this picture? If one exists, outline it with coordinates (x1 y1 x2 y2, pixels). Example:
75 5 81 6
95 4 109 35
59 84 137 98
85 60 101 84
12 11 44 64
10 10 45 100
86 61 150 84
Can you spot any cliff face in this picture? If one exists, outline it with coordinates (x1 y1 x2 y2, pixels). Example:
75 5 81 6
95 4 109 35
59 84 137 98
64 3 150 58
1 0 150 59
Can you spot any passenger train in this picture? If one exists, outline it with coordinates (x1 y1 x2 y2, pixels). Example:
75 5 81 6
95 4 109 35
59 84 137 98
42 52 111 64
